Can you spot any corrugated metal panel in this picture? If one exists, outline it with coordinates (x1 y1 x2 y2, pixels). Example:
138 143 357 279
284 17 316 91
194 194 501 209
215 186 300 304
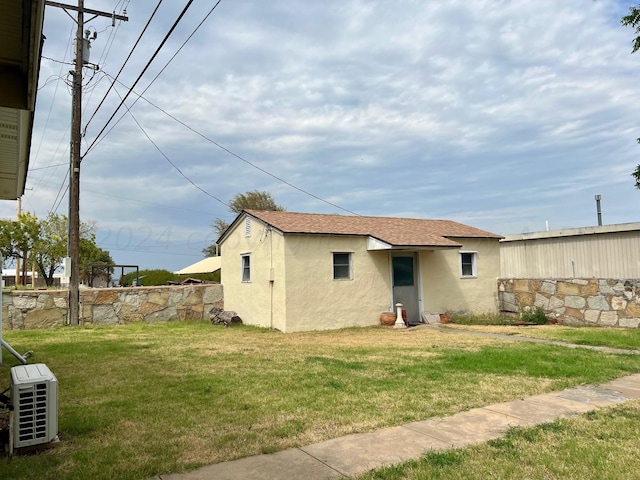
500 230 640 278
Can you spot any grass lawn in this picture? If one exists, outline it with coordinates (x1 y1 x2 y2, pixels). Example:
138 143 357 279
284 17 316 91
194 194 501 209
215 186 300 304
357 400 640 480
1 322 639 480
445 324 640 350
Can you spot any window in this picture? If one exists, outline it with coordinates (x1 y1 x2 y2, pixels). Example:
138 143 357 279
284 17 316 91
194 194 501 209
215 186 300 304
333 252 352 280
241 254 251 282
392 256 414 286
460 252 477 278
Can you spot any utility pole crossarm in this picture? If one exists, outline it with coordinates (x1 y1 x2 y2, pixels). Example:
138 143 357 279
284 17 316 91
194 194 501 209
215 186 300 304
45 1 129 22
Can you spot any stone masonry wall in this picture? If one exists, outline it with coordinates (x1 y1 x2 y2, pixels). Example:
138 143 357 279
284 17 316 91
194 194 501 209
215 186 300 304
1 284 223 330
498 278 640 328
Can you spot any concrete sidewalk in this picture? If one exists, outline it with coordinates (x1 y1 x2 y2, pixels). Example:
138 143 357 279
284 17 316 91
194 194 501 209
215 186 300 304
154 373 640 480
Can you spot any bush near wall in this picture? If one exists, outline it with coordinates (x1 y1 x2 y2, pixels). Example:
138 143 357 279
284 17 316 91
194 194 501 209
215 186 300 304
498 278 640 328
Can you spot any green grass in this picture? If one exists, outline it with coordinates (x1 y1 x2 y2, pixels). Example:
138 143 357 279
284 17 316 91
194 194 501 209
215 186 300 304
357 400 640 479
450 313 520 326
1 322 639 480
446 323 640 350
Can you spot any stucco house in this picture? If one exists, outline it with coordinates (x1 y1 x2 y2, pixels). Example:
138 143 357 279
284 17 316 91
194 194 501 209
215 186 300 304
218 210 502 333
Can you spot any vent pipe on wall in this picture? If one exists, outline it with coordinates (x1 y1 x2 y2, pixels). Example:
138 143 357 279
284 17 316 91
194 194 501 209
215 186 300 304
595 194 602 226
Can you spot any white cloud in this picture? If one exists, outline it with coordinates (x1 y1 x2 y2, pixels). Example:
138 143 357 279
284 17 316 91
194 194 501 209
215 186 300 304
2 0 638 270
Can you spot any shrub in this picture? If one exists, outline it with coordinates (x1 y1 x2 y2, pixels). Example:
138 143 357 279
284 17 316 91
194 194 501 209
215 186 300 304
119 269 220 286
450 313 518 325
520 306 547 325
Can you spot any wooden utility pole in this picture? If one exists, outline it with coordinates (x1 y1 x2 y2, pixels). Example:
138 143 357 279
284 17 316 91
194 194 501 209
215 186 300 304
44 1 128 325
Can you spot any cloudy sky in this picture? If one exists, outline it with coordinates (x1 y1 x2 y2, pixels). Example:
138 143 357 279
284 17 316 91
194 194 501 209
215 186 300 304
2 0 639 271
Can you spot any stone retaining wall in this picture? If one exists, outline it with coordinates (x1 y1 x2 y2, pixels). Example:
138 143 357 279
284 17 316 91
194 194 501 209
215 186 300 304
498 278 640 328
1 284 223 330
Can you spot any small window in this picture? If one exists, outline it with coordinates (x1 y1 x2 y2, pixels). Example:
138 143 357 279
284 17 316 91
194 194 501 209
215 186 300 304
460 252 477 278
333 252 352 280
241 254 251 282
392 256 414 286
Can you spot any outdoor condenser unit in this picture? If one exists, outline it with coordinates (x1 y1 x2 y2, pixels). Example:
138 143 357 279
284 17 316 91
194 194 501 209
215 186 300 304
10 363 58 449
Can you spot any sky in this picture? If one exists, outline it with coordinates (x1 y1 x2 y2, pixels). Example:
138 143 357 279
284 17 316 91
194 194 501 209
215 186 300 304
1 0 639 272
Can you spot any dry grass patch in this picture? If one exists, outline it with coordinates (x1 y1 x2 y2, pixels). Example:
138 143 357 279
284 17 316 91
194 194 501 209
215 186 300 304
1 322 639 480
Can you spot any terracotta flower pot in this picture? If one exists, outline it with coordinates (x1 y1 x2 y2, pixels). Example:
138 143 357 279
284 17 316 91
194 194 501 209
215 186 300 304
439 314 451 324
380 312 397 326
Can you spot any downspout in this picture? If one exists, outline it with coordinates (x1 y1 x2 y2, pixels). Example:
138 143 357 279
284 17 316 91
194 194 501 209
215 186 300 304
269 227 274 329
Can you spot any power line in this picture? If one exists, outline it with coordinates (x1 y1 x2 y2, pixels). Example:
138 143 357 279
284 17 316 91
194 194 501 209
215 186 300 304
111 83 229 207
50 170 70 215
102 72 361 216
84 0 224 157
83 0 198 155
30 163 68 171
82 0 164 134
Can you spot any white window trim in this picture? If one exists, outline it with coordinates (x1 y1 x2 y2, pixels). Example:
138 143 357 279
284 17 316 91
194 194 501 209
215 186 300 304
332 252 353 281
241 253 251 282
459 251 478 278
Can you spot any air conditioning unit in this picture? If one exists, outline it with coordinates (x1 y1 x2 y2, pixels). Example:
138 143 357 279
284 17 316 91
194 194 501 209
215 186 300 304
10 363 58 449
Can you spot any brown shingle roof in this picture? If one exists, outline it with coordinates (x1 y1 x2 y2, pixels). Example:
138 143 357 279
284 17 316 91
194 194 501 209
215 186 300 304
244 210 501 248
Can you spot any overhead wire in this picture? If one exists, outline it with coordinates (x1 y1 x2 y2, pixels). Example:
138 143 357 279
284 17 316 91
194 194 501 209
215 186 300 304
31 26 75 203
84 0 224 157
40 1 129 215
83 0 198 155
110 83 229 207
50 170 70 215
82 0 165 135
102 72 361 216
44 0 358 230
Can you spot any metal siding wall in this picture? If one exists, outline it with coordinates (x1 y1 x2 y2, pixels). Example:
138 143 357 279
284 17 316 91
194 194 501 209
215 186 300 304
500 232 640 278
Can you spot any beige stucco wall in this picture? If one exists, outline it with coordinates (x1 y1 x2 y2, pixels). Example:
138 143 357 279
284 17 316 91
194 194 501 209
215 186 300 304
420 238 500 314
220 216 287 330
282 234 390 332
221 216 501 331
221 220 391 332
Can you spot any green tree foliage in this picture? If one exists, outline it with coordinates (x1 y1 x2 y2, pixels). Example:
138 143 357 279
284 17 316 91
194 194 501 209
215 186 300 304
119 269 220 287
0 212 41 284
622 5 640 53
0 212 113 287
622 5 640 188
79 235 114 285
33 213 68 286
202 190 285 257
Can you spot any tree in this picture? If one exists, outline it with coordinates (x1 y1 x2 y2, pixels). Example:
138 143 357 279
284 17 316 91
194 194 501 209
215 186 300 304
202 190 285 257
622 5 640 53
33 213 68 286
0 212 113 287
79 235 113 285
0 212 41 284
622 5 640 188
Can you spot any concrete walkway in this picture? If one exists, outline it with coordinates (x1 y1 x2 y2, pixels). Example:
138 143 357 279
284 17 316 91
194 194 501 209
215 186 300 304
154 372 640 480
